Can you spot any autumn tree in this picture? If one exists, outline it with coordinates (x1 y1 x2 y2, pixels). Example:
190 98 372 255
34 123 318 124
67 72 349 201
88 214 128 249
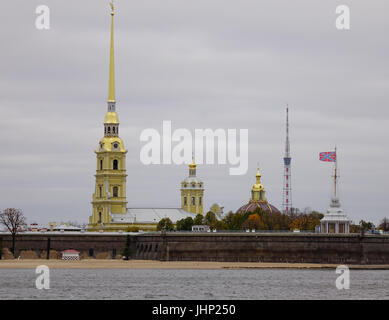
378 218 389 231
0 208 27 257
290 215 309 230
290 213 322 231
242 214 262 230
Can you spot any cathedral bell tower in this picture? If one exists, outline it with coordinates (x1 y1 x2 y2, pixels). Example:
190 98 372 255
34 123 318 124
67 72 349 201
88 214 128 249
89 2 128 230
181 159 204 215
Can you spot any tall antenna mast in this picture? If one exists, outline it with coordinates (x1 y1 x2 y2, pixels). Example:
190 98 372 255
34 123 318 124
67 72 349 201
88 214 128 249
282 106 292 213
333 146 338 198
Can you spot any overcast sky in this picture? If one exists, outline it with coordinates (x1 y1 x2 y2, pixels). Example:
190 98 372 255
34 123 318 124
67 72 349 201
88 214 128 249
0 0 388 226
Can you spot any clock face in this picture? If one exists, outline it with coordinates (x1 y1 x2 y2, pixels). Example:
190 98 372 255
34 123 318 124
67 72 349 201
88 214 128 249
113 143 118 149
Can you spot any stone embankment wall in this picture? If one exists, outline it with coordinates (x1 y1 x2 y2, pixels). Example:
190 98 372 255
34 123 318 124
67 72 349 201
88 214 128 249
134 233 389 264
1 232 389 264
0 233 127 260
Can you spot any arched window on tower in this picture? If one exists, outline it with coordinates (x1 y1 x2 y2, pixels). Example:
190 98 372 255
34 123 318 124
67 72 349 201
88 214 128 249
108 127 111 134
113 159 118 170
98 212 102 223
191 197 195 205
113 127 116 133
199 197 202 205
100 160 103 170
184 197 187 205
113 186 118 197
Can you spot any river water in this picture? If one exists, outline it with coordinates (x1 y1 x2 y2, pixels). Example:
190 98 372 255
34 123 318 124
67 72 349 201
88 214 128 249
0 269 388 300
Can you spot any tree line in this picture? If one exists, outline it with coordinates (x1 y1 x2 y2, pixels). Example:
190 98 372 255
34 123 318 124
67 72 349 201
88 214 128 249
157 209 389 233
157 208 326 231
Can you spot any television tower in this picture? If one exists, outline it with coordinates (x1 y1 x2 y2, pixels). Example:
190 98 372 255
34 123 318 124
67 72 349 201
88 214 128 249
282 106 292 213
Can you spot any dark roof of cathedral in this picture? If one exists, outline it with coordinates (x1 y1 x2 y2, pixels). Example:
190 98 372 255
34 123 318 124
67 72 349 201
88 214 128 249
236 201 281 214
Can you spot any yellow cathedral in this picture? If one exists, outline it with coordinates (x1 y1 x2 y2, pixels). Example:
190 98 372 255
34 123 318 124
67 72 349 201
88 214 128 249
88 4 206 232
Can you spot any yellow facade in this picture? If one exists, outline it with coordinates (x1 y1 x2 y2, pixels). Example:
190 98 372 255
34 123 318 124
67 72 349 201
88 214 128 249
180 160 204 215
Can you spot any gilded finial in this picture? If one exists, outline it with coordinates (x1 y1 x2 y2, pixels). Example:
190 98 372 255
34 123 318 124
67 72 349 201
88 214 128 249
110 1 114 15
256 162 261 176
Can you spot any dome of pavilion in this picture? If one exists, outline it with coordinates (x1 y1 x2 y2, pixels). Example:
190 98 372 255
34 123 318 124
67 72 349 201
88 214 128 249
236 168 281 214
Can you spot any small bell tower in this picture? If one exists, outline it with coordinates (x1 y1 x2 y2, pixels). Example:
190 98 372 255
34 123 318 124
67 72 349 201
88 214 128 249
181 158 204 215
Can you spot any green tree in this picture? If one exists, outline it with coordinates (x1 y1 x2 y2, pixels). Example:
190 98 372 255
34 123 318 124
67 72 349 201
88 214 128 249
157 218 174 231
193 214 204 225
214 219 227 230
122 234 133 260
359 220 375 231
204 211 218 228
176 217 194 231
222 211 235 229
223 211 250 230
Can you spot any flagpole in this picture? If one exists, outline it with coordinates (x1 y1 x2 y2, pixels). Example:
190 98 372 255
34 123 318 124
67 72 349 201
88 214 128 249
334 146 337 198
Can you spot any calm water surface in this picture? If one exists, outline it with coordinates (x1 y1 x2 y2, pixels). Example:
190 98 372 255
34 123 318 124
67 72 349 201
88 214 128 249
0 269 388 300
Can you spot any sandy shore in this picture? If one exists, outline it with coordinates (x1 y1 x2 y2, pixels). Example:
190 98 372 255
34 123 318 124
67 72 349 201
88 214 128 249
0 259 388 270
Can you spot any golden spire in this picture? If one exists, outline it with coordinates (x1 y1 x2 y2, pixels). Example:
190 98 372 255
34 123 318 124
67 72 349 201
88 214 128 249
108 1 115 103
255 167 261 184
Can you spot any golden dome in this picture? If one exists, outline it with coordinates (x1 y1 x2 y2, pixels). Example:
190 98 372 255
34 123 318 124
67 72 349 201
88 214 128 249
189 160 196 169
235 167 281 213
104 112 119 124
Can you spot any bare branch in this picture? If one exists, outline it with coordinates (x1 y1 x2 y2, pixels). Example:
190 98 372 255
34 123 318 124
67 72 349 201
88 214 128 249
0 208 27 234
